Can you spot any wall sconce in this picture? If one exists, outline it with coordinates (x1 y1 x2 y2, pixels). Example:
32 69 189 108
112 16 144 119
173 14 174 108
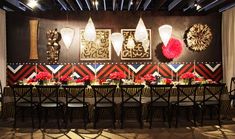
60 27 75 49
111 33 124 56
84 17 96 41
134 17 148 42
158 24 172 46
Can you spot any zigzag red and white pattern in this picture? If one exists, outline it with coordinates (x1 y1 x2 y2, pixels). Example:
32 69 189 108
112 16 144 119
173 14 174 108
6 63 222 85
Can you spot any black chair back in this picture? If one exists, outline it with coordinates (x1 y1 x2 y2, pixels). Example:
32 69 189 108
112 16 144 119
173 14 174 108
176 84 199 105
0 80 2 99
92 85 116 106
230 77 235 96
149 84 173 105
120 85 144 105
202 83 225 105
63 85 87 106
35 85 60 107
11 85 34 107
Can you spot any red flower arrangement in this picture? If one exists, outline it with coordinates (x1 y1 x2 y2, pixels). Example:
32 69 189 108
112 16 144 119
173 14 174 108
109 72 126 80
143 74 156 82
35 72 52 81
180 72 195 79
162 38 183 59
162 78 172 85
27 78 36 83
76 78 83 83
82 75 91 82
60 76 72 83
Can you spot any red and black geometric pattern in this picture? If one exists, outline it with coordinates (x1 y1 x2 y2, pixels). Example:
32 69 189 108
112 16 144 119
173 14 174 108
7 63 222 85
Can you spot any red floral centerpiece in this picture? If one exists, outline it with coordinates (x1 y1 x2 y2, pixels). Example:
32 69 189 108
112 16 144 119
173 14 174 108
180 72 195 84
82 75 91 86
60 76 72 84
35 72 52 85
109 71 126 85
162 78 172 85
143 74 156 85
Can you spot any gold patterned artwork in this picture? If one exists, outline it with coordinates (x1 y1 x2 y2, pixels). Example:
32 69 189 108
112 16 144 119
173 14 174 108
46 29 61 63
121 29 151 60
186 24 212 51
80 29 111 60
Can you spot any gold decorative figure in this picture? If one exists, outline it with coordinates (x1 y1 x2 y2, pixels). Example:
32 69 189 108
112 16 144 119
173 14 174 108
46 29 61 63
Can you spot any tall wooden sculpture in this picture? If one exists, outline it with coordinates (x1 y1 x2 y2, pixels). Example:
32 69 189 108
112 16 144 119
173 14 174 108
29 20 39 59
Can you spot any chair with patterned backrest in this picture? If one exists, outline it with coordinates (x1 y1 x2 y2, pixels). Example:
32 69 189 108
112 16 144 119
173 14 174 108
63 85 89 129
11 85 35 129
91 85 117 128
119 85 145 128
175 84 199 127
201 83 225 126
36 85 63 129
148 84 174 128
229 77 235 106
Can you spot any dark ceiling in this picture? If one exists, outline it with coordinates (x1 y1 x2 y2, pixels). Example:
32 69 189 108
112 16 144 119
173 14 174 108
1 0 235 15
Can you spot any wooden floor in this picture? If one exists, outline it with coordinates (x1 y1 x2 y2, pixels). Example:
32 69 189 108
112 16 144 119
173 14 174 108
1 102 235 139
0 119 235 139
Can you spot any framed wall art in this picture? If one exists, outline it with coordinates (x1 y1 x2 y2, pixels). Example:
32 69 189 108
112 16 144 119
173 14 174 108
121 29 151 60
80 29 111 60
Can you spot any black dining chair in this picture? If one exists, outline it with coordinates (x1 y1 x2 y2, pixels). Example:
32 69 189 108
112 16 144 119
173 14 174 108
91 85 117 128
119 85 144 128
36 85 63 129
174 84 199 127
147 84 174 128
0 80 2 116
11 85 35 129
63 85 89 129
200 83 225 126
229 77 235 106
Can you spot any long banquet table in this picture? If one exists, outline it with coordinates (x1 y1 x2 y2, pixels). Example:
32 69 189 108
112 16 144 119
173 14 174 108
1 85 232 120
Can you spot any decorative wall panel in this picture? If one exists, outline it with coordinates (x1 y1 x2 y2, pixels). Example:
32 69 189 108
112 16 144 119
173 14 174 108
121 29 151 60
7 63 222 85
80 29 111 60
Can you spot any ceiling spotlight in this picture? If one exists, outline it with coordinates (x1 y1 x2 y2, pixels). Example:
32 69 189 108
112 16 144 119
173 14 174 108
92 0 99 6
27 0 38 8
194 2 201 10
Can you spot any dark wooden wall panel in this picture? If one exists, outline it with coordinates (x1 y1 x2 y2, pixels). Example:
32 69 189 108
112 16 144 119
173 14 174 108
6 12 222 63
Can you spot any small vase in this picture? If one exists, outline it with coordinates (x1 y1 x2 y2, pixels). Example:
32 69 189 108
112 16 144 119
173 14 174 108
84 80 90 86
61 81 68 85
39 80 44 85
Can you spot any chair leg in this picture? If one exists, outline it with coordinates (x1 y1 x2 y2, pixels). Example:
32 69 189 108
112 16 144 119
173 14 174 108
137 106 143 128
93 108 97 129
31 109 34 129
13 108 17 129
56 108 60 129
175 106 179 128
83 107 88 129
70 109 73 123
217 106 221 127
38 107 41 129
146 104 150 122
193 107 196 127
22 109 25 122
162 107 166 122
112 107 116 129
168 107 172 128
201 108 204 126
120 107 124 129
149 108 154 129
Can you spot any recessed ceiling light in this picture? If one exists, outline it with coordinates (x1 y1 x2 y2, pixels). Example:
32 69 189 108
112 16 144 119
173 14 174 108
27 0 38 8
